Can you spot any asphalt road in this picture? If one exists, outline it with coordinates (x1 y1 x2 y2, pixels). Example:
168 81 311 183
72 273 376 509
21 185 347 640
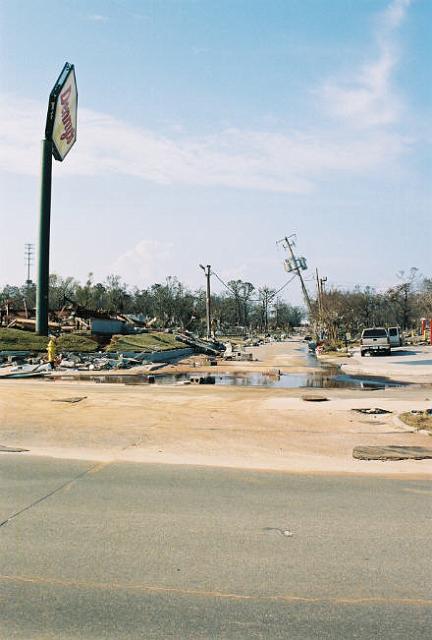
0 455 431 639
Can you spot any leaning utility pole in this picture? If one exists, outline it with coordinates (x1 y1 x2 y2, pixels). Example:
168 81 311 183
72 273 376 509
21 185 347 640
278 235 312 315
199 264 212 339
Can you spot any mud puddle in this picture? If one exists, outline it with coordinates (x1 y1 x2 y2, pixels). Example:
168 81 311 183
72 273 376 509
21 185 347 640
53 368 408 390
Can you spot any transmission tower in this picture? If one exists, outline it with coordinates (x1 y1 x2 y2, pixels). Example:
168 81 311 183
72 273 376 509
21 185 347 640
24 243 35 285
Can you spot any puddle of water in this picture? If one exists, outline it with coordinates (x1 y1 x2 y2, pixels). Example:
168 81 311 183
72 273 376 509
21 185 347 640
53 369 407 390
49 346 410 389
399 359 432 366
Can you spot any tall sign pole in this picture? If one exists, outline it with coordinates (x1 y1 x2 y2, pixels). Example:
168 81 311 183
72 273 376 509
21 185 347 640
36 62 78 335
36 139 53 334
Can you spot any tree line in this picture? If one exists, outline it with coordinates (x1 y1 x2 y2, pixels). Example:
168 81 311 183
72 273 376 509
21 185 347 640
0 273 304 335
311 269 432 340
2 268 431 338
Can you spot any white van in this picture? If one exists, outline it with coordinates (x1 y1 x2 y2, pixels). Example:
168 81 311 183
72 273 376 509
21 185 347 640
388 327 403 348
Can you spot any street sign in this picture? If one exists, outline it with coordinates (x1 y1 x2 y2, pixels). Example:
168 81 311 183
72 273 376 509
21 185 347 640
45 62 77 161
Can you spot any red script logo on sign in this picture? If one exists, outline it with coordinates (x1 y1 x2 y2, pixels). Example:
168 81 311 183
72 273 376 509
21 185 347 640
60 86 75 144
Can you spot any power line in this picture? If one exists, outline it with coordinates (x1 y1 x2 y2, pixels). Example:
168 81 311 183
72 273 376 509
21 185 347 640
210 270 236 295
210 269 297 303
270 274 297 300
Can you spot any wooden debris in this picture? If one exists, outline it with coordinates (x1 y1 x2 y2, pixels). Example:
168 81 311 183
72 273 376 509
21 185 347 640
52 396 87 403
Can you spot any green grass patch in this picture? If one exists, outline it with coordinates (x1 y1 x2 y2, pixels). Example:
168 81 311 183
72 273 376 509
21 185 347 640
57 334 98 352
107 332 182 353
0 328 49 351
0 328 98 352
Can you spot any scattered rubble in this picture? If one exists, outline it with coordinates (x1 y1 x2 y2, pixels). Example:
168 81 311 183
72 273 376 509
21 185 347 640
189 375 216 385
0 353 148 376
352 408 392 415
399 411 432 434
177 333 223 356
0 329 234 378
223 341 254 361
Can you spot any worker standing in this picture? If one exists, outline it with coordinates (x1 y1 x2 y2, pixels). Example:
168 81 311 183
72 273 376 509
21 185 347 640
47 336 57 368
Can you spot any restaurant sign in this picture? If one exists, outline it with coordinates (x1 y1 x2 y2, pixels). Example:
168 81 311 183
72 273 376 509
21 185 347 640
45 62 77 161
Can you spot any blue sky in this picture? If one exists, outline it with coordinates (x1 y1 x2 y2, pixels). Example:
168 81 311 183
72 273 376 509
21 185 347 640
0 0 430 304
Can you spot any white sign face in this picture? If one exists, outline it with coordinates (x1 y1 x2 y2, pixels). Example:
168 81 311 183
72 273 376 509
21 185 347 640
52 67 77 161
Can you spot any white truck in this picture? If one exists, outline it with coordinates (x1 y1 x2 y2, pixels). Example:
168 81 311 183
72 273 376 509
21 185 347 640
360 328 391 357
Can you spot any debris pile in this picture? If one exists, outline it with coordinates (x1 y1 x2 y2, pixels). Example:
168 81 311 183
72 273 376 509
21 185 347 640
0 351 162 378
0 329 228 379
189 375 216 385
352 408 392 415
223 341 254 361
398 410 432 434
176 333 223 356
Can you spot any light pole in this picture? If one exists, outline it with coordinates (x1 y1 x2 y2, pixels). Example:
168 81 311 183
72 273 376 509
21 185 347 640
199 264 212 339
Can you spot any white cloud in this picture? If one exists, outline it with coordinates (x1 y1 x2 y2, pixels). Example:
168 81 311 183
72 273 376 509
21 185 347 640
319 0 412 128
111 240 175 287
86 14 108 22
380 0 412 31
0 94 408 194
0 1 413 194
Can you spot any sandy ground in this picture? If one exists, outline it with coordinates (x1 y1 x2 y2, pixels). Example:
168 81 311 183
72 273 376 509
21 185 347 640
1 340 432 477
325 344 432 383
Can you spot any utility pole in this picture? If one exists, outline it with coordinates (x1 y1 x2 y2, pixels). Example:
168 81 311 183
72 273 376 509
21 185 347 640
320 276 327 296
315 269 321 315
262 289 269 334
278 235 312 315
24 243 35 285
315 268 322 332
199 264 212 339
315 270 327 339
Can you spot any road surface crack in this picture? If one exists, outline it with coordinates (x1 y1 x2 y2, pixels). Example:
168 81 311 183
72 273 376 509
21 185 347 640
0 462 107 529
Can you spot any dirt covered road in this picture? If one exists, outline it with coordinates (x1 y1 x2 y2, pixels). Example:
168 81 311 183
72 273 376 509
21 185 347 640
1 340 432 476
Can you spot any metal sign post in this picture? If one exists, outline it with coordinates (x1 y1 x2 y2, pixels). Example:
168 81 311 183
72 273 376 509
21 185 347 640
36 63 77 335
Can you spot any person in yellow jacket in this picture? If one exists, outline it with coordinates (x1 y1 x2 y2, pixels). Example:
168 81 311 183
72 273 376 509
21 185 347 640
47 336 57 368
